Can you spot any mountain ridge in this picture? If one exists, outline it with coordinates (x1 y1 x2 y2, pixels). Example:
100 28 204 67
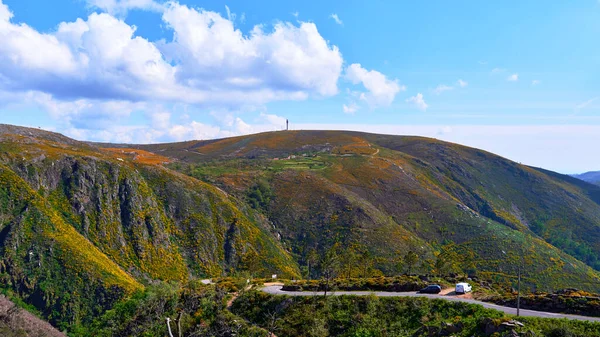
1 125 600 331
572 170 600 186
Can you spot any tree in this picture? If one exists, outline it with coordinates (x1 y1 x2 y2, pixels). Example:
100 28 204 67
359 248 375 278
320 247 339 297
403 251 418 275
435 254 448 277
306 248 319 280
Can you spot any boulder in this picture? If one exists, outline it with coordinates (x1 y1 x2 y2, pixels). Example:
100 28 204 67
440 321 464 335
481 318 524 336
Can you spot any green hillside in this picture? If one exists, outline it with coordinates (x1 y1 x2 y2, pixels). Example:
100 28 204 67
2 126 600 332
0 127 299 329
131 130 600 292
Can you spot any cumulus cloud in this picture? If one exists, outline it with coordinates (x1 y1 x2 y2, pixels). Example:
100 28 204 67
532 79 541 86
406 93 428 111
29 92 143 130
149 111 171 129
160 3 342 97
345 63 404 107
330 13 343 25
507 73 519 81
259 112 287 128
457 79 468 87
343 103 358 114
0 0 344 113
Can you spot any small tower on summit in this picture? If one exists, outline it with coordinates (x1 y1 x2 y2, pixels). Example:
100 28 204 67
286 119 289 131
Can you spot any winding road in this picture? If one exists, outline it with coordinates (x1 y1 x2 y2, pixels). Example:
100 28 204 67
261 286 600 323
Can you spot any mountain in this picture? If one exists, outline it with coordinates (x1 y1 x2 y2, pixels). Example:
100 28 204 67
572 171 600 185
129 131 600 287
2 125 600 331
0 125 298 330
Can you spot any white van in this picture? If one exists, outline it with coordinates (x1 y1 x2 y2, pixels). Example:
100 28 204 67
455 282 472 294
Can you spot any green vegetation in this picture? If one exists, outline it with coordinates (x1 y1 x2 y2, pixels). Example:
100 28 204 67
152 130 600 294
3 126 600 334
268 156 329 171
247 179 273 210
232 290 600 337
75 281 269 337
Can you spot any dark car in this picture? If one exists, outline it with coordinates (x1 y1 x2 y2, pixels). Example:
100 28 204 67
418 285 442 294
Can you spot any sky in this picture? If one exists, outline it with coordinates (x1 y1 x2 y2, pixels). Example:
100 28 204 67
0 0 599 173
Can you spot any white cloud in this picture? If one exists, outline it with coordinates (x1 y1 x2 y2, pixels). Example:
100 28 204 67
0 0 344 112
86 0 163 16
292 11 299 18
491 68 506 73
507 73 519 82
343 103 358 114
169 121 223 141
259 112 287 128
575 97 598 110
330 13 343 25
433 79 467 95
532 80 541 86
29 92 143 130
406 93 428 111
160 2 343 98
0 0 10 21
345 63 404 107
224 5 235 22
149 111 171 129
433 84 453 95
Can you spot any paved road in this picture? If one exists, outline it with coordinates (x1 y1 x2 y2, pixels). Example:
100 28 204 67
261 286 600 323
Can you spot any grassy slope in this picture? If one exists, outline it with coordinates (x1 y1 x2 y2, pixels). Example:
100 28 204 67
0 127 300 331
140 130 600 292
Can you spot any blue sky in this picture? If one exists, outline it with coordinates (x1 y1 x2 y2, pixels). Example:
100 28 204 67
0 0 599 173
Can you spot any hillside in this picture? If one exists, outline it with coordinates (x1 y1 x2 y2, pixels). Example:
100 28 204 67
0 295 65 337
129 130 600 290
0 125 298 330
2 126 600 332
573 171 600 185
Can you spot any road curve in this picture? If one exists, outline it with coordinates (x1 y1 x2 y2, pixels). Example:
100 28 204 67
261 286 600 323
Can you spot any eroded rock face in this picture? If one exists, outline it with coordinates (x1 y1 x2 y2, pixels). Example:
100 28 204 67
2 152 298 280
0 141 299 328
